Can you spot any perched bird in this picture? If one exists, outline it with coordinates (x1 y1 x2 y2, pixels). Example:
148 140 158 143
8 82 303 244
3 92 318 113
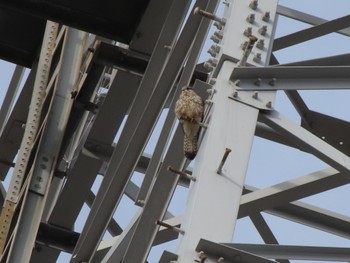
175 86 204 160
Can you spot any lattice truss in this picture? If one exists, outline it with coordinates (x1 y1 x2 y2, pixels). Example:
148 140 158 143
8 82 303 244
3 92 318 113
0 0 349 262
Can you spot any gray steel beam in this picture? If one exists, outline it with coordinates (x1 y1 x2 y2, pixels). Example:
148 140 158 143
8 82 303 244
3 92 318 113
243 186 350 239
49 150 103 229
159 251 178 263
86 191 123 237
255 122 298 149
135 15 211 202
231 66 350 90
300 110 350 157
273 14 350 51
277 5 350 37
239 167 349 217
259 110 350 176
249 213 290 263
49 70 140 228
103 127 185 263
284 90 308 116
284 53 350 67
70 0 197 260
196 239 276 263
99 211 142 263
225 243 350 262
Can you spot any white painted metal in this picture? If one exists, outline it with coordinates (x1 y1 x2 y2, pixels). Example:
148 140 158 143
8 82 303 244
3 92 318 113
175 0 279 261
175 61 260 262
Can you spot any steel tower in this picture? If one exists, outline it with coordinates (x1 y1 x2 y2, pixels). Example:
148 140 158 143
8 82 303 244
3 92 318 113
0 0 349 262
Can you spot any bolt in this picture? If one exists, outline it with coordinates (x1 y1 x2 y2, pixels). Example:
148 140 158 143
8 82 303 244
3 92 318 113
208 44 221 57
249 0 258 9
205 99 214 105
197 251 208 263
167 166 197 181
208 48 216 57
156 220 185 235
258 25 267 35
266 101 272 108
214 21 224 30
246 13 255 23
253 53 262 63
209 78 217 85
252 91 258 99
214 31 224 40
223 0 229 6
204 62 214 72
240 41 249 50
135 200 145 207
239 35 258 66
243 27 252 36
194 7 226 25
217 148 232 174
262 11 270 22
208 58 218 67
232 91 238 98
164 45 172 51
210 34 220 43
234 80 241 87
207 88 216 95
210 31 224 43
199 122 209 129
254 78 261 86
269 78 276 86
256 39 264 49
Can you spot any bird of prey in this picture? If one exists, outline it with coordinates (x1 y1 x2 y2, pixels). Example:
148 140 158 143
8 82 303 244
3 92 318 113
175 86 204 160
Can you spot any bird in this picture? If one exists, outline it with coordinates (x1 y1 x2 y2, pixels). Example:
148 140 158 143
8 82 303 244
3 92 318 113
175 85 204 160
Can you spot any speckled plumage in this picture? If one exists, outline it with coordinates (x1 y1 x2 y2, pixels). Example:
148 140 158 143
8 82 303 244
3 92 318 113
175 86 204 160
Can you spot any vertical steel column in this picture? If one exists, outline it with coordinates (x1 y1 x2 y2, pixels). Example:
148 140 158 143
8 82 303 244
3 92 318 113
175 0 278 262
6 28 87 263
0 22 58 257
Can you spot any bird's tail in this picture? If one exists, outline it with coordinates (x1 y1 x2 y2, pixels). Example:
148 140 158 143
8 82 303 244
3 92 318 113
184 134 198 160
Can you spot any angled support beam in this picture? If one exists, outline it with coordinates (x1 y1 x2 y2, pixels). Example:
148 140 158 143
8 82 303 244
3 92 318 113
277 5 350 37
273 14 350 51
111 127 185 263
259 110 350 176
243 186 350 239
135 7 213 201
240 167 349 217
71 0 200 260
225 243 350 262
249 213 290 263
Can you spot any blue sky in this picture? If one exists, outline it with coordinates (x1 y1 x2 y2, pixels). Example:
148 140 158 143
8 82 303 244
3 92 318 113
1 1 350 262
